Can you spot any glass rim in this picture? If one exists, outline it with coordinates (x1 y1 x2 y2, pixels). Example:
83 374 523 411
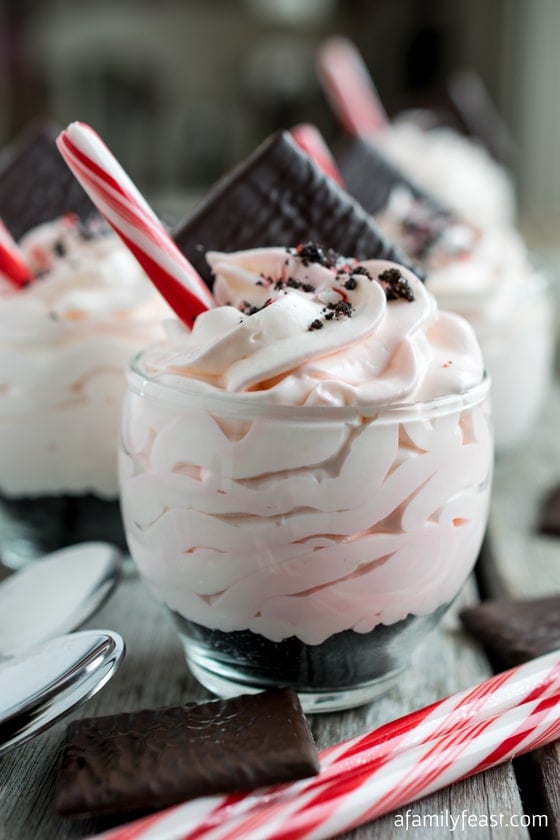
127 349 491 422
427 264 550 312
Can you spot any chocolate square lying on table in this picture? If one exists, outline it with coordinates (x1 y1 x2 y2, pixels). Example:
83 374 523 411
0 120 96 239
461 595 560 667
173 130 415 286
537 483 560 537
56 688 319 817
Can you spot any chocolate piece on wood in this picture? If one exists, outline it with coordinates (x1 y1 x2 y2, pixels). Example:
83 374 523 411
460 595 560 667
56 688 319 817
0 120 96 239
537 484 560 537
173 131 415 286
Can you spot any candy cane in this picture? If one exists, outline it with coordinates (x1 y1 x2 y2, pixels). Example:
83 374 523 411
290 125 345 186
57 122 214 327
0 220 33 289
208 692 560 840
91 650 560 840
316 37 389 139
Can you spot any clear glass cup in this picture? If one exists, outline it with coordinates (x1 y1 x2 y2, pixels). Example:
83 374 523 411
0 315 164 569
445 270 555 453
120 353 493 712
483 270 555 452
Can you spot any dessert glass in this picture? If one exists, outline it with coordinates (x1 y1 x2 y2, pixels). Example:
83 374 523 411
0 305 165 569
432 268 554 453
375 199 555 452
120 356 492 712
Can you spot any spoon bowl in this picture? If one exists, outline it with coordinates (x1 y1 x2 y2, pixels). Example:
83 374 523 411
0 542 121 658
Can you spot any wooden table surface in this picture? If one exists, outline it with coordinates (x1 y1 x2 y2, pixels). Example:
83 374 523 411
2 389 560 839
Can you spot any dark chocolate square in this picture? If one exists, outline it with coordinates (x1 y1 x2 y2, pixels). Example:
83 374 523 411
537 484 560 537
173 131 415 285
336 136 450 220
0 120 96 239
56 689 319 817
461 595 560 667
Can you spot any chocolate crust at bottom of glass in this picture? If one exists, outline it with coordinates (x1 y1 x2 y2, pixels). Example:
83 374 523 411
173 603 451 712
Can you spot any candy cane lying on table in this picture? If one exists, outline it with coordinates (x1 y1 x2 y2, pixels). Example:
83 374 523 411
92 650 560 840
57 122 214 327
203 691 560 840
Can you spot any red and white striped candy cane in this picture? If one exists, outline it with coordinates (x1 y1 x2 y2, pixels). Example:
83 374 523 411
92 650 560 840
0 220 33 289
209 691 560 840
57 122 214 327
290 125 345 186
316 37 389 140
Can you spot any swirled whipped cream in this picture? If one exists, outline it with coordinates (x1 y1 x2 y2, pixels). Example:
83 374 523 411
375 189 531 324
0 215 169 498
374 184 554 449
121 247 492 648
378 120 516 229
0 214 161 327
143 245 483 406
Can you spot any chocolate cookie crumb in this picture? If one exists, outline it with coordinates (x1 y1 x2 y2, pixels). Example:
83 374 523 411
333 300 352 318
296 242 343 270
537 483 560 536
308 319 323 331
286 278 315 293
240 300 261 316
378 267 415 302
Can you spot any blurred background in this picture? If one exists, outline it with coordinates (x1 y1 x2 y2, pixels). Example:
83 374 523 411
0 0 559 241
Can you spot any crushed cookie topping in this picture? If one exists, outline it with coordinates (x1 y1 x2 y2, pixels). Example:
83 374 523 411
332 300 352 317
352 266 373 280
239 298 273 316
308 319 323 331
378 268 415 302
286 277 315 293
240 300 260 316
294 241 349 270
308 298 354 332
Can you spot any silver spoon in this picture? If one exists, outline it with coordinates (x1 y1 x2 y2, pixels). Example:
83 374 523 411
0 630 125 757
0 542 122 658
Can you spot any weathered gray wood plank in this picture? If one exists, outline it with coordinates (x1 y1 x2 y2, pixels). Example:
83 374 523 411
481 383 560 837
0 572 526 839
482 387 560 599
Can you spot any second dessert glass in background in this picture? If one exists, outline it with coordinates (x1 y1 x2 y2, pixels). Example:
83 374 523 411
0 216 168 568
316 37 557 454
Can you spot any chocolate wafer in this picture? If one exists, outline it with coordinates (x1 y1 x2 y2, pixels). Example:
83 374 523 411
173 131 413 285
0 120 96 239
56 688 319 817
336 136 450 219
537 483 560 537
445 68 517 167
460 595 560 667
